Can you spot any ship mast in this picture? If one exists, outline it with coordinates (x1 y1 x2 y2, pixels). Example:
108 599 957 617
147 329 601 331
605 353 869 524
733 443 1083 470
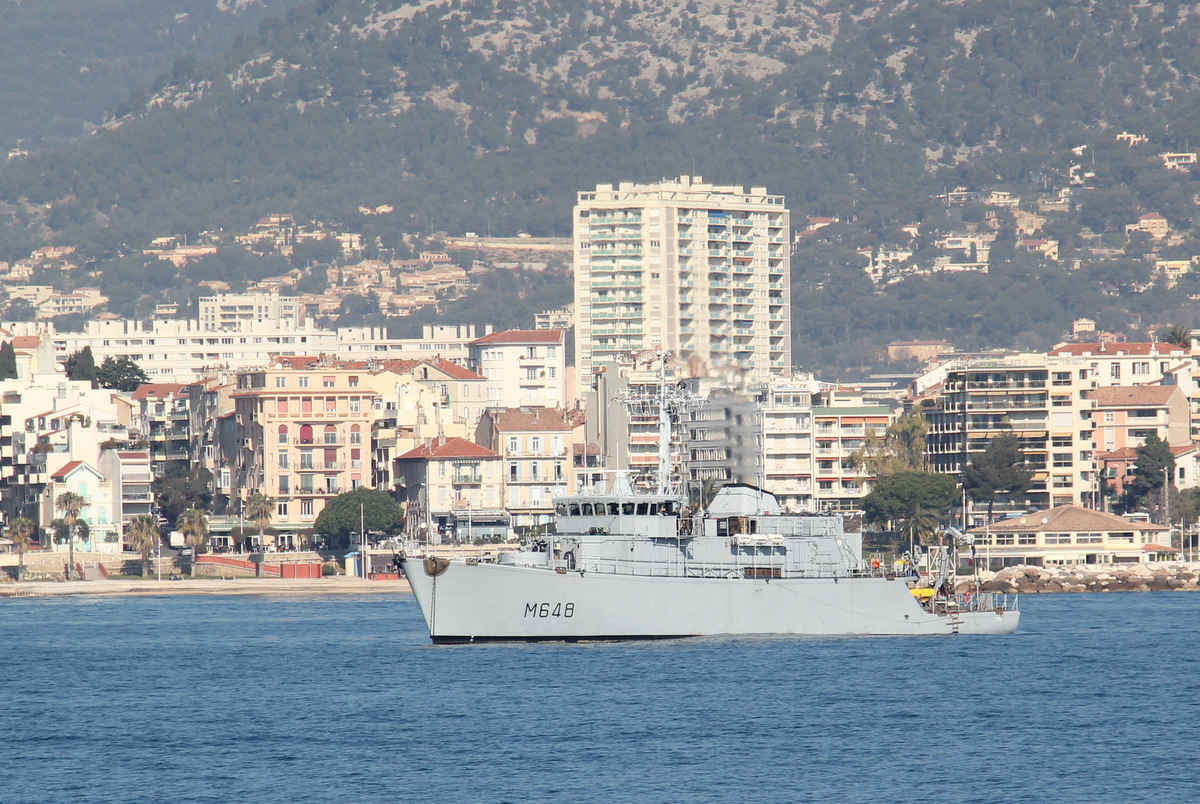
621 351 701 495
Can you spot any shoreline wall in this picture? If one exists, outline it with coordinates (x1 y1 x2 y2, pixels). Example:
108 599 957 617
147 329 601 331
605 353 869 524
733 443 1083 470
970 561 1200 593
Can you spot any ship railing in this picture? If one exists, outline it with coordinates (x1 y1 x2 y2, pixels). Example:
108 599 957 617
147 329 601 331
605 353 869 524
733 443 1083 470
955 591 1018 613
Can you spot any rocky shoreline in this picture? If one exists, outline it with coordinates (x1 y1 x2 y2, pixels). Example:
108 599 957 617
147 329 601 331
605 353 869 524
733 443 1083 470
972 561 1200 594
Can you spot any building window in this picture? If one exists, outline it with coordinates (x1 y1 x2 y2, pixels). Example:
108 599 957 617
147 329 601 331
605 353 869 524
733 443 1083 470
279 475 289 494
301 500 314 518
349 376 359 388
508 436 519 452
1110 364 1120 379
531 437 542 453
278 452 289 469
278 425 288 445
350 425 362 445
509 462 518 481
277 501 288 517
300 450 313 470
299 376 309 388
1045 533 1070 544
275 376 287 388
349 397 360 413
1132 362 1150 376
323 376 336 387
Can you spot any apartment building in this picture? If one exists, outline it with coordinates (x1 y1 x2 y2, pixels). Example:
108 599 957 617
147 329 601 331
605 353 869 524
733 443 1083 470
230 359 380 536
468 329 566 408
1091 385 1191 500
395 436 507 543
573 175 790 387
811 389 894 513
1047 342 1190 387
42 319 337 382
131 384 194 477
475 407 574 532
758 380 817 512
97 449 155 532
336 324 491 364
198 292 303 332
925 354 1099 511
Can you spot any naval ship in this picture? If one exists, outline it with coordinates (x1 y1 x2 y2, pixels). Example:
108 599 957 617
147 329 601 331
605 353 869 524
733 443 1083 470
399 362 1020 642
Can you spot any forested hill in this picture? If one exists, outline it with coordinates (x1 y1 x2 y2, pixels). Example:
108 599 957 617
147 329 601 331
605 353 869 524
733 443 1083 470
0 0 309 153
3 0 1200 375
6 0 1200 254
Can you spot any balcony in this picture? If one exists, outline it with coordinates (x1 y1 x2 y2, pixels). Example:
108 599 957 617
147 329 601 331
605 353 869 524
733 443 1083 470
452 474 483 485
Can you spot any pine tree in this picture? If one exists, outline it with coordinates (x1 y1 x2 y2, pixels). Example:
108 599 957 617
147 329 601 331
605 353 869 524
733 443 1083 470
64 346 98 387
0 340 17 380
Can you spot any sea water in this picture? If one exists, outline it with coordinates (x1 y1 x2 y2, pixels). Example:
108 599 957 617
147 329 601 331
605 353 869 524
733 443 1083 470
3 591 1199 803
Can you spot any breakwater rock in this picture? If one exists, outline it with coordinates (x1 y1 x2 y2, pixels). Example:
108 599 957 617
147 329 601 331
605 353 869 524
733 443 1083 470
970 562 1200 594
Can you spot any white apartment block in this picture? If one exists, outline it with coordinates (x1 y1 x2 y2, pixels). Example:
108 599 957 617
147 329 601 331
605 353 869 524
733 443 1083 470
468 330 566 408
38 319 337 383
336 324 491 365
758 380 818 512
573 176 791 388
198 292 304 331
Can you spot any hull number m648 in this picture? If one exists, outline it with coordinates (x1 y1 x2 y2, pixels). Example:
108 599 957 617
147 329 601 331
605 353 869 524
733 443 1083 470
524 602 575 618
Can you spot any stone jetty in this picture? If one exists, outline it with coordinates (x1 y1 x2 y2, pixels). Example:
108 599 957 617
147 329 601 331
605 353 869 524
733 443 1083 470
969 562 1200 594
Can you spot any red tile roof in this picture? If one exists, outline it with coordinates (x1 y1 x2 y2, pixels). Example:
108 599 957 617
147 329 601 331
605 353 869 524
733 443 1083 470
10 336 41 349
484 406 572 433
132 383 186 400
967 505 1167 534
1089 386 1179 407
469 329 564 346
1049 342 1186 357
419 357 483 380
396 437 498 460
50 460 85 480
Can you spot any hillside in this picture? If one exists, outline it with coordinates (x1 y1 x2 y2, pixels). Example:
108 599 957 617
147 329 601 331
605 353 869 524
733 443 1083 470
0 0 309 153
3 0 1200 375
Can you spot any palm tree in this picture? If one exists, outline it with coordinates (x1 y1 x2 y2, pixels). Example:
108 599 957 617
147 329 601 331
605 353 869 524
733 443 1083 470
124 514 160 578
55 491 85 580
1160 323 1193 348
6 516 34 581
898 501 942 555
244 493 274 551
175 507 210 578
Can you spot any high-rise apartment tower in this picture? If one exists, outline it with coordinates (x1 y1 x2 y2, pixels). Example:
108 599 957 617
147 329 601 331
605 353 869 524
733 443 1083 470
573 176 791 387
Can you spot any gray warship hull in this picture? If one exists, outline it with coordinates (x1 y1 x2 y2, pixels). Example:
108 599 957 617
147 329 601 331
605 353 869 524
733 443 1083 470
400 557 1020 642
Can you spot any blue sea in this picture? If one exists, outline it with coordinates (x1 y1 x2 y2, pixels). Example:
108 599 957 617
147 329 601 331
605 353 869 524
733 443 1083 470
3 590 1199 803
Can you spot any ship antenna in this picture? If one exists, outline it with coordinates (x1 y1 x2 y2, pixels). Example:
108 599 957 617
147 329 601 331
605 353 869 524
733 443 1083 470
657 353 671 495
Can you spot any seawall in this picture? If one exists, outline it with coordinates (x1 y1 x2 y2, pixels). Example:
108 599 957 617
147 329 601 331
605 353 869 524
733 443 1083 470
971 561 1200 593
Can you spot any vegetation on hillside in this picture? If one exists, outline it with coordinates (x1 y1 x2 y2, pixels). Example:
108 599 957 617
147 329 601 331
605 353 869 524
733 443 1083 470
3 0 1200 375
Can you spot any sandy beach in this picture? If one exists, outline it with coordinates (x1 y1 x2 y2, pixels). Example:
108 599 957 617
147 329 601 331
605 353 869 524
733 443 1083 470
0 575 412 597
